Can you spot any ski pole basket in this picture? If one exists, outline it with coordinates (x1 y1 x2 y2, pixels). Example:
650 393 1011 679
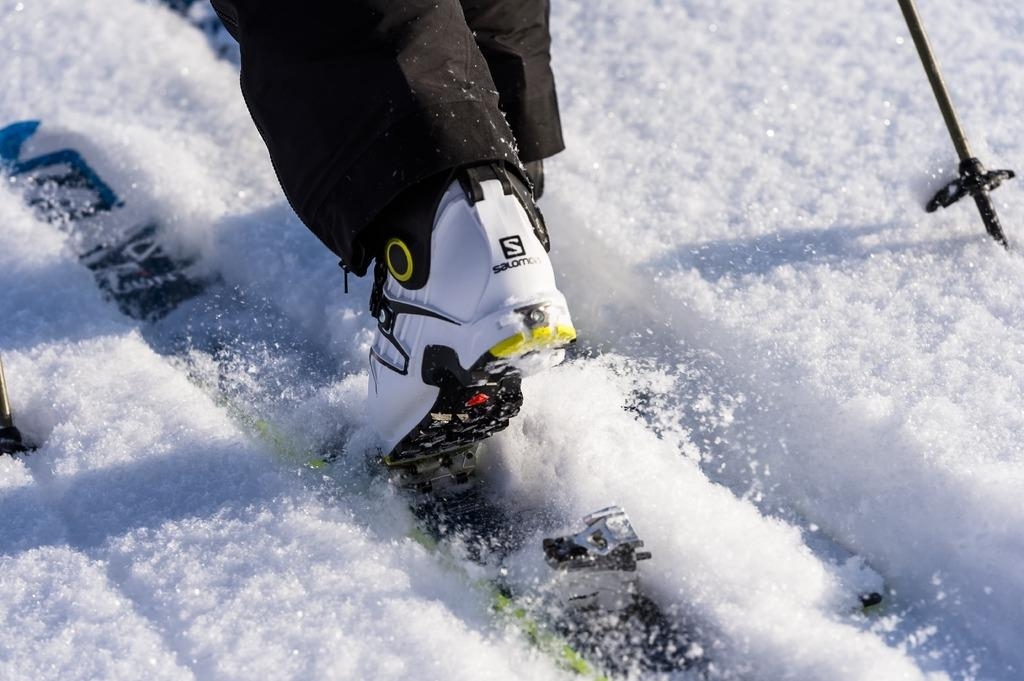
897 0 1015 247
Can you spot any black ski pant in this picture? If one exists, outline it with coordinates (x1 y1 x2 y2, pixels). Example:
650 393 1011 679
209 0 564 275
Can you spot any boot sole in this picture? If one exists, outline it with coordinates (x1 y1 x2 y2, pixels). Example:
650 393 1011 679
383 305 576 473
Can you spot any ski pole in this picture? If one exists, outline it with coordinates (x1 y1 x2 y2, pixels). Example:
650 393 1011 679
0 354 29 455
897 0 1015 248
0 355 14 430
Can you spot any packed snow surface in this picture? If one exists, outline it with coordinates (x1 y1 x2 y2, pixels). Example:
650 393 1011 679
2 1 1023 679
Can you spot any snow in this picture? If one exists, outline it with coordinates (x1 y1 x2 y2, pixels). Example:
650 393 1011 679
2 0 1023 679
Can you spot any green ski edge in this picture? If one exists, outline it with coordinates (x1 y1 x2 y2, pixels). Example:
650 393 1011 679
407 525 610 680
493 591 608 680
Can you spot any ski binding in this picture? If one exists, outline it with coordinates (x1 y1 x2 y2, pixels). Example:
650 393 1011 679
384 444 480 493
543 506 652 610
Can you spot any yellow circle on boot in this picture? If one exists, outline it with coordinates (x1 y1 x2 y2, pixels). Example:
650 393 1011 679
385 238 414 282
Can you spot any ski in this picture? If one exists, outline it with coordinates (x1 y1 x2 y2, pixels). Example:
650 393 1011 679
380 445 702 677
0 120 212 321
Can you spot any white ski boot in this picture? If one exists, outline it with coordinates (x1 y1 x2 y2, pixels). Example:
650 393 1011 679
367 164 575 464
